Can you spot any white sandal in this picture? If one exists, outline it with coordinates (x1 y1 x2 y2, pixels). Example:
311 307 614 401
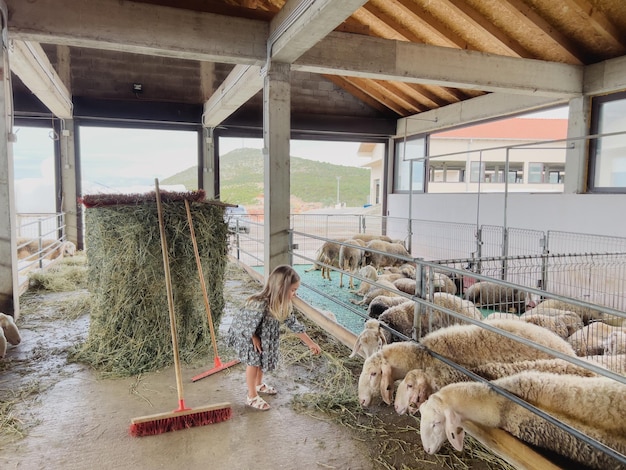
256 383 278 395
246 395 271 411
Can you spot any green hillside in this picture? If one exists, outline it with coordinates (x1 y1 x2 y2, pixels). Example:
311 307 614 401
163 147 371 207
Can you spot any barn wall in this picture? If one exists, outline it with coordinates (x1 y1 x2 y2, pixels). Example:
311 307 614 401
387 192 626 239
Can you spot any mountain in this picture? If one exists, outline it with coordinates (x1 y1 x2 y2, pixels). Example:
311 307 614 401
162 147 371 208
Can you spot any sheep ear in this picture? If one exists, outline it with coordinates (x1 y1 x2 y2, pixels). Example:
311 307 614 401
444 408 465 452
377 329 387 346
349 337 362 358
380 362 394 405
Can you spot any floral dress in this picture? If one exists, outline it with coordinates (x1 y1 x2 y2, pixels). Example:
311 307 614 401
226 300 306 372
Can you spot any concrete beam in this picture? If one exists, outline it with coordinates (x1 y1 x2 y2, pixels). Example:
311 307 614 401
584 55 626 96
396 93 567 137
270 0 368 63
9 40 72 119
6 0 268 65
296 32 584 98
203 65 263 128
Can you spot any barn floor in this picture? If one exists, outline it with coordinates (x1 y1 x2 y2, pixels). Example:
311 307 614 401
0 260 515 470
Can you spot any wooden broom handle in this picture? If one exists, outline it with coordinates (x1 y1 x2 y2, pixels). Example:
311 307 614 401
155 179 186 407
184 200 220 359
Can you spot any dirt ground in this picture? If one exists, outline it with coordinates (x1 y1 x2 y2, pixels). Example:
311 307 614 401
0 259 511 470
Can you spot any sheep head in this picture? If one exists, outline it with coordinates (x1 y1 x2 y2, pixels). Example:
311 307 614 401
394 369 435 415
419 394 466 454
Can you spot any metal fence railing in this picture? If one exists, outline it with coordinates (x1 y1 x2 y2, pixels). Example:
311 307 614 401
16 212 69 280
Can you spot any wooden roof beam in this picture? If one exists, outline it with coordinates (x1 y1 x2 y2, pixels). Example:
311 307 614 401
563 0 626 51
323 75 396 114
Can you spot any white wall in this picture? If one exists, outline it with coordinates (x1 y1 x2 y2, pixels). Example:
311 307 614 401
387 192 626 237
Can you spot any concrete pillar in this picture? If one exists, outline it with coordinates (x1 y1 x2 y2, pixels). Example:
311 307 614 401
0 46 19 318
262 61 291 276
201 127 217 199
59 120 79 247
564 96 591 194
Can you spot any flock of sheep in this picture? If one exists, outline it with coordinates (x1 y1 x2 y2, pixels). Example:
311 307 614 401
306 234 626 469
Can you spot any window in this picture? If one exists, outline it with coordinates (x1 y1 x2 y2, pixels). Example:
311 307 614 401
428 161 465 183
394 137 425 192
528 163 565 183
470 162 523 183
589 92 626 192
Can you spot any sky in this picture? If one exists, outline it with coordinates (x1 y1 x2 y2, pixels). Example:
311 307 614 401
11 105 567 213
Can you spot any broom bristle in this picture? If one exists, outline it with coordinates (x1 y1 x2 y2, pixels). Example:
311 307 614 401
129 404 232 437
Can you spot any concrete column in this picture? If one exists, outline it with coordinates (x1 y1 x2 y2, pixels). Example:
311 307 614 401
201 127 217 199
564 96 591 194
0 46 19 318
59 120 79 247
262 61 291 276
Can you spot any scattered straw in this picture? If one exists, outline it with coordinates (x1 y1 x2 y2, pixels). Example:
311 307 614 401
26 252 88 292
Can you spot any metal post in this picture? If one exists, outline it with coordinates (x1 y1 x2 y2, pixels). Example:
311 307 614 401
37 218 43 269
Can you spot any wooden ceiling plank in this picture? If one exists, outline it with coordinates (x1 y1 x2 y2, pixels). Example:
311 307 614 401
392 81 449 108
439 0 530 57
324 75 406 114
498 0 585 64
351 7 409 41
562 0 626 50
370 80 424 113
375 0 468 49
345 77 412 115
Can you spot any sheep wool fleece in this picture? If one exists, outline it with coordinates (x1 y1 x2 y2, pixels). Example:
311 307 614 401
226 300 306 372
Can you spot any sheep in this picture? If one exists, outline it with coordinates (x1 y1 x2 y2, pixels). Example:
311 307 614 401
427 271 457 295
393 278 416 296
351 234 392 243
463 281 528 314
362 240 410 271
604 330 626 355
352 265 378 295
418 372 626 470
17 238 76 261
349 319 387 359
0 312 21 346
520 308 583 338
394 358 599 416
350 280 401 307
567 322 625 356
533 298 604 324
304 239 345 280
383 263 416 278
338 238 366 289
367 295 410 319
0 328 6 358
583 354 626 376
377 293 482 344
358 319 577 407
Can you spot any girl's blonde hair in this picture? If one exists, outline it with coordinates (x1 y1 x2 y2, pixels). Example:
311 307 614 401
248 265 300 321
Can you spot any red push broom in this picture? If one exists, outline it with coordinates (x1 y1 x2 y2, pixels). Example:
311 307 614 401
185 199 240 382
129 179 232 437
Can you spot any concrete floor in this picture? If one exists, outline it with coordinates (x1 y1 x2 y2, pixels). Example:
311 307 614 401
0 267 375 470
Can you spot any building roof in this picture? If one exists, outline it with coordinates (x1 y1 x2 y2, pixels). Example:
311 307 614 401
434 118 569 140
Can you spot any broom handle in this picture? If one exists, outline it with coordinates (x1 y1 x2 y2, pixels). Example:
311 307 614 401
155 179 187 410
184 200 220 359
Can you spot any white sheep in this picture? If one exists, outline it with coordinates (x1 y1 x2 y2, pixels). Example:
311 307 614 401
352 265 378 296
0 328 6 358
533 298 604 324
349 319 387 359
604 330 626 355
583 354 626 376
358 319 577 407
338 238 366 289
350 280 400 307
367 295 410 319
377 293 482 343
304 239 345 280
362 240 410 271
567 322 625 356
351 233 392 243
520 308 583 338
418 372 626 470
0 312 21 346
463 281 528 314
394 358 599 415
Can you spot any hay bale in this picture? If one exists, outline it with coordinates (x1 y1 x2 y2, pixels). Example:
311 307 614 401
73 191 229 376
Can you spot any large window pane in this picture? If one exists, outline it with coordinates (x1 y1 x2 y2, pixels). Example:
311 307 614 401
394 137 425 192
590 93 626 191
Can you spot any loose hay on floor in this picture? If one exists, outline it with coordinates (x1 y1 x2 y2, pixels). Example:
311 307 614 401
73 192 229 377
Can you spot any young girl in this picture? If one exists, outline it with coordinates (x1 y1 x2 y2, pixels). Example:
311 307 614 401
227 264 322 411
